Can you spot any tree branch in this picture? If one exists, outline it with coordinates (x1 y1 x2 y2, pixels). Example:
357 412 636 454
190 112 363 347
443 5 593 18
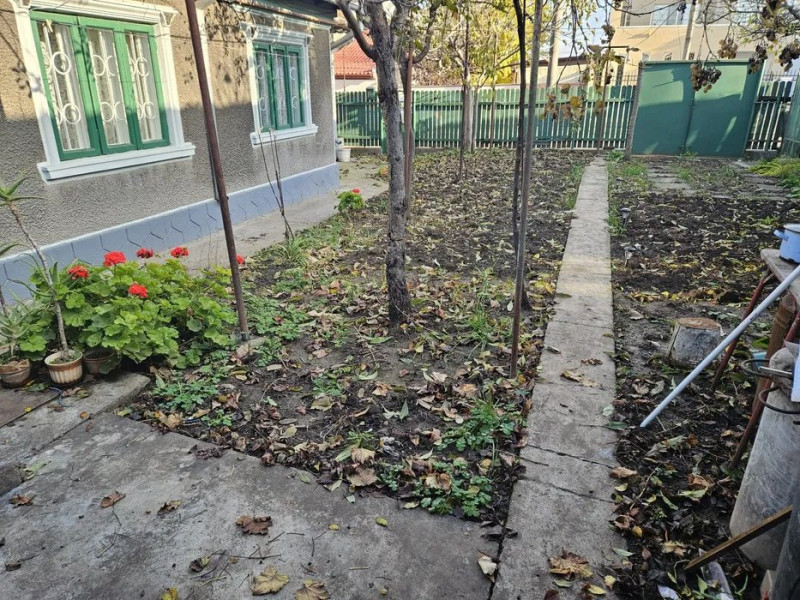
337 0 378 60
413 1 441 63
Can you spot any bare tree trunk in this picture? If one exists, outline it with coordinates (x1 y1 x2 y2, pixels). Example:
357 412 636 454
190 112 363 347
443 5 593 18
510 0 543 377
401 47 415 213
511 0 531 309
511 0 526 254
457 4 471 182
8 204 69 356
370 5 412 324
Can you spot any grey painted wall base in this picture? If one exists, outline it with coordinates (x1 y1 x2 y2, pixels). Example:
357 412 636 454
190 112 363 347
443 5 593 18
0 163 338 299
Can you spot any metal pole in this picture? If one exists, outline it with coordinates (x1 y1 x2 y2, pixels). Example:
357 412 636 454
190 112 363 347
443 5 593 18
624 61 643 158
510 0 542 378
185 0 249 338
640 262 800 427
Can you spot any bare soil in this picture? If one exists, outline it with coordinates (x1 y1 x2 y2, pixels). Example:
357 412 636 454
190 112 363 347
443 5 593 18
608 156 800 599
128 149 592 524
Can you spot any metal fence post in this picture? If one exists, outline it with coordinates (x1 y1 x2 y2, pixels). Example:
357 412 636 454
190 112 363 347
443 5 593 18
624 62 644 158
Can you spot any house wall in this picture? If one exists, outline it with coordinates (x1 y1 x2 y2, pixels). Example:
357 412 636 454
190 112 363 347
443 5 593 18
0 0 337 295
611 2 762 79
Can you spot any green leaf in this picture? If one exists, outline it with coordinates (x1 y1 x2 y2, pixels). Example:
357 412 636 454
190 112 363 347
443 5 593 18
375 517 388 527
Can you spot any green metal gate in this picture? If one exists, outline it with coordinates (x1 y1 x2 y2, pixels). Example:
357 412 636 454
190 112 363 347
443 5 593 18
632 61 762 157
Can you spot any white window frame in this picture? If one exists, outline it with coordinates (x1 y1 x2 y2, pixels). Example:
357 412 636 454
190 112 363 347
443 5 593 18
7 0 195 182
241 22 317 147
650 4 685 26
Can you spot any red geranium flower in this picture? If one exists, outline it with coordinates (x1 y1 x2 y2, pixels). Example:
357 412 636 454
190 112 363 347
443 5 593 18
352 188 361 194
67 265 89 280
136 248 154 259
170 246 189 258
128 283 148 299
236 254 245 265
103 251 126 267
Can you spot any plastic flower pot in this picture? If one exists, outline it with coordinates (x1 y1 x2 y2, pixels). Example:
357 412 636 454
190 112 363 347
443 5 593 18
83 348 117 376
44 351 83 385
0 358 31 388
336 147 351 162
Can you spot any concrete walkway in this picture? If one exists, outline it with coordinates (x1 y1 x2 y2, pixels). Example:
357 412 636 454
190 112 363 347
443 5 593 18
494 157 624 599
184 158 387 270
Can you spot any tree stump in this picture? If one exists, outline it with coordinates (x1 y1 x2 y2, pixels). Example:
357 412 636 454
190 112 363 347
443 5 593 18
666 317 722 367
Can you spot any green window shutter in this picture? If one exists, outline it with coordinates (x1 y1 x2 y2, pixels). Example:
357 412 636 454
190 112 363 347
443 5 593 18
30 11 169 160
254 40 308 133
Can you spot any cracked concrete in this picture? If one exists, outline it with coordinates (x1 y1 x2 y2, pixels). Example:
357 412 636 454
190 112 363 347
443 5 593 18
493 157 625 600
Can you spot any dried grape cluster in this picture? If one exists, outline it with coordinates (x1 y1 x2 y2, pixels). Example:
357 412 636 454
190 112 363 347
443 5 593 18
749 44 768 73
718 35 739 59
779 40 800 69
689 60 721 92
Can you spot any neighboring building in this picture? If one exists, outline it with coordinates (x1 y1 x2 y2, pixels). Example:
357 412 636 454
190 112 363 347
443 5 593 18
611 0 779 80
333 36 375 91
0 0 339 295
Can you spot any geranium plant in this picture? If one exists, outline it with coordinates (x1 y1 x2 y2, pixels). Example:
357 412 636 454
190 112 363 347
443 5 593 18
45 256 236 366
336 188 365 213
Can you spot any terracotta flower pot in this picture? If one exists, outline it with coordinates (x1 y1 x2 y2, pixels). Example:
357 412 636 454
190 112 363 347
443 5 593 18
0 358 31 388
83 349 116 376
44 351 83 386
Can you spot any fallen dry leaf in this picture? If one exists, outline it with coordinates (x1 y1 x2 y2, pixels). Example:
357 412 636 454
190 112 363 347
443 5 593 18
10 494 33 507
189 556 210 572
375 516 388 527
251 565 290 595
543 591 560 600
477 553 498 581
157 500 182 515
347 467 377 487
100 491 125 508
161 588 178 600
560 370 599 387
351 448 375 464
294 579 330 600
548 550 593 579
583 583 606 596
237 515 273 535
609 466 637 480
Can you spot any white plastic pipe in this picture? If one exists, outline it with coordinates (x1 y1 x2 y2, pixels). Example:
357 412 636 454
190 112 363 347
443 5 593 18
640 262 800 428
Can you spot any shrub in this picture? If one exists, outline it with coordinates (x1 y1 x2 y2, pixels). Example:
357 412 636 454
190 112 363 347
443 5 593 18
336 188 365 212
25 256 236 365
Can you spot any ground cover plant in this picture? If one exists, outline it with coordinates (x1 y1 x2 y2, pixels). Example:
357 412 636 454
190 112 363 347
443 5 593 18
606 154 799 598
128 149 591 523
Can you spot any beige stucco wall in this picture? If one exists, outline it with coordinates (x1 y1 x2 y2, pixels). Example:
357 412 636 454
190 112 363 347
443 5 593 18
0 0 336 247
610 2 766 80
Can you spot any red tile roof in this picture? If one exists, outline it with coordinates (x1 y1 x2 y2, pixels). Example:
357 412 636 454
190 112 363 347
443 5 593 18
334 38 374 79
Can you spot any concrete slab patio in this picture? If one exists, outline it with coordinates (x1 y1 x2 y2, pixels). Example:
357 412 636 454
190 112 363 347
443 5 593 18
0 413 495 600
494 157 625 600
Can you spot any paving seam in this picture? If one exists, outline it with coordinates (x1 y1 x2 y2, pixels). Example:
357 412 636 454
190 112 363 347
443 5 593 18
492 157 624 600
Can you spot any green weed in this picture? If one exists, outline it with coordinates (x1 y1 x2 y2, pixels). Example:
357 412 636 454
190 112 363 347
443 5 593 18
442 397 522 451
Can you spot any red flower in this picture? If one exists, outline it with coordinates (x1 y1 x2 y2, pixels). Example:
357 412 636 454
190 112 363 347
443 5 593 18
236 254 245 265
352 188 361 194
136 248 154 259
128 283 148 299
103 251 126 267
170 246 189 258
67 265 89 280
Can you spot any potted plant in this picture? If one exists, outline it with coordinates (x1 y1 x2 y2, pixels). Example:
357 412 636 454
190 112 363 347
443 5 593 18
0 178 82 385
83 348 117 376
0 300 35 388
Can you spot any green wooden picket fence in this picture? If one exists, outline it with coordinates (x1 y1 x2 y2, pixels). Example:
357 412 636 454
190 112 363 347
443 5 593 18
336 79 794 153
749 78 794 151
335 85 636 150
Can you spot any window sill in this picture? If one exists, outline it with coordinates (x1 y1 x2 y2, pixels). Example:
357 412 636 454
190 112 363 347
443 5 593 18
38 143 196 182
250 124 319 147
